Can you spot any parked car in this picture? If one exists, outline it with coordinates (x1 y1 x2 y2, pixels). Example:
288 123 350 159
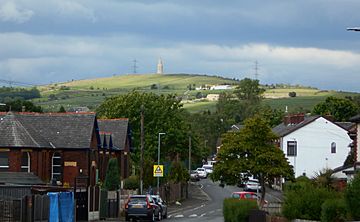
231 191 258 200
190 170 200 181
202 164 213 174
244 180 261 192
125 194 161 221
152 195 167 219
195 167 207 178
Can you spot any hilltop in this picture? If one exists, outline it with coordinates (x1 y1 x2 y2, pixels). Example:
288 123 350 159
32 73 359 113
34 73 239 111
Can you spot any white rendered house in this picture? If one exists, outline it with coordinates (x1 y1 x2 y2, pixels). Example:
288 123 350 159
273 114 353 178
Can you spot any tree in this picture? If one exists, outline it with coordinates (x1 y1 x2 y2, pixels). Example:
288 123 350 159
312 96 358 121
0 99 42 112
288 91 297 97
234 78 265 102
104 158 121 190
345 173 360 220
58 105 66 113
212 115 294 203
96 91 195 187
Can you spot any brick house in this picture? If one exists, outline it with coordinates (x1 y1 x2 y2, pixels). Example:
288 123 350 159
97 118 132 180
0 112 101 187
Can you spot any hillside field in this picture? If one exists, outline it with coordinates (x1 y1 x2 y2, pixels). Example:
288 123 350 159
33 73 359 113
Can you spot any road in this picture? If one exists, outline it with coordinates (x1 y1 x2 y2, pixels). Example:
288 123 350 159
165 178 283 222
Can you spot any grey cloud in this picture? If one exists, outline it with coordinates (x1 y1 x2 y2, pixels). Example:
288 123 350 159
0 1 33 23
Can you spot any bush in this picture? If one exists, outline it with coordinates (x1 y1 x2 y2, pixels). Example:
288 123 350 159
345 173 360 220
123 175 139 190
104 158 120 190
282 181 335 220
223 198 258 222
288 91 297 97
321 198 348 222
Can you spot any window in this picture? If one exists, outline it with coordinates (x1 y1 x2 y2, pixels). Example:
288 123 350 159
52 152 62 182
331 142 336 154
0 152 9 172
21 152 30 172
287 141 297 156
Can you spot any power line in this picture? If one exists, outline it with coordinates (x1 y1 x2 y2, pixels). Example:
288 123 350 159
0 79 36 87
133 59 138 74
254 60 259 80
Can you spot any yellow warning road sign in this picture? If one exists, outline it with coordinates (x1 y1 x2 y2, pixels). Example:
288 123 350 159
153 165 164 177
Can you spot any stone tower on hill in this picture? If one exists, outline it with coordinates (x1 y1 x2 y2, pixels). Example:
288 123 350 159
157 58 164 74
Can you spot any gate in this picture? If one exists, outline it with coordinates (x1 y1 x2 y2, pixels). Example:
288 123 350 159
74 176 89 221
75 188 88 221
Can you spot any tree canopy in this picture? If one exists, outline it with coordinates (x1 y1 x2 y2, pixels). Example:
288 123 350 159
97 91 194 162
234 78 265 102
312 96 358 121
212 115 294 201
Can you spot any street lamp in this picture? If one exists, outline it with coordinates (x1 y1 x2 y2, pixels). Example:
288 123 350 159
157 132 165 195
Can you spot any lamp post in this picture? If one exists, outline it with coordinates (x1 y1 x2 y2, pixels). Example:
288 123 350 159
157 132 165 195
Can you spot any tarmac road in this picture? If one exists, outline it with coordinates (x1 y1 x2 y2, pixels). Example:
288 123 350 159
165 178 283 222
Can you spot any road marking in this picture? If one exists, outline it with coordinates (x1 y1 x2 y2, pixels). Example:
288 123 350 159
209 210 215 214
192 204 205 211
189 214 197 217
175 214 184 218
216 209 222 212
199 213 206 217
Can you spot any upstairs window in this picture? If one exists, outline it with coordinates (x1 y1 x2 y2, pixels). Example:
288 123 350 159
52 152 62 182
21 152 30 172
287 141 297 156
0 152 9 172
331 142 336 154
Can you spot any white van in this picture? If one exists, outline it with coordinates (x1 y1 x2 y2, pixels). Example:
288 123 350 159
202 164 213 174
207 160 216 166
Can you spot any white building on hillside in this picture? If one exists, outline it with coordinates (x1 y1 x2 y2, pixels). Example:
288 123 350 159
210 85 232 90
273 114 353 178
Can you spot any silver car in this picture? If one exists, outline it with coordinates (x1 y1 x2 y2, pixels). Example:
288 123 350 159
244 180 261 192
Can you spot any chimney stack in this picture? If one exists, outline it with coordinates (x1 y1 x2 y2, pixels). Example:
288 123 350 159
283 113 305 125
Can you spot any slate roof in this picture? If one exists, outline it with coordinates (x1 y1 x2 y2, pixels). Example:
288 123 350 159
335 122 356 131
0 112 97 149
0 172 45 185
350 114 360 123
97 118 129 151
273 115 354 137
272 115 320 137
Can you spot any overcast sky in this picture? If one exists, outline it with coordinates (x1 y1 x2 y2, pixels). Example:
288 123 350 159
1 0 360 91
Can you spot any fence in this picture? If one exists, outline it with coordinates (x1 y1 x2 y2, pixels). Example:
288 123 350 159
263 202 282 215
0 199 22 221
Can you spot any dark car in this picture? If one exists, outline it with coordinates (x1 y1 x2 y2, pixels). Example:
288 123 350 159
152 195 167 219
125 194 161 221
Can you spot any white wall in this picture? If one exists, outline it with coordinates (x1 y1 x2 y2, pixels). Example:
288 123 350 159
280 117 352 178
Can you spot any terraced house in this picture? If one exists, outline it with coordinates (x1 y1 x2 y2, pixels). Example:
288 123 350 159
0 112 131 186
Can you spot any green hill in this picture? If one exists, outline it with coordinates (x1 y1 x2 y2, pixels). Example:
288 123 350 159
33 73 359 113
34 73 239 111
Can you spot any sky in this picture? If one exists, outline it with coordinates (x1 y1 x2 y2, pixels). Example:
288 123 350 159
1 0 360 92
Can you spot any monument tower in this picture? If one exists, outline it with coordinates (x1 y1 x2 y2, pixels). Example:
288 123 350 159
156 58 164 74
